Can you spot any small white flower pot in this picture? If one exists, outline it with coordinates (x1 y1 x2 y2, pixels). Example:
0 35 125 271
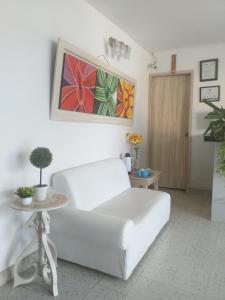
34 185 48 201
21 197 32 205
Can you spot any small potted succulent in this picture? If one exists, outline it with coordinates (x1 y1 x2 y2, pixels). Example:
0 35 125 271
30 147 53 201
15 187 35 205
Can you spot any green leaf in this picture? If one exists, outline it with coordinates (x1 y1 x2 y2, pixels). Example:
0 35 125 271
214 126 223 134
107 75 119 95
204 122 213 135
217 142 225 176
203 100 221 112
106 74 113 90
97 103 104 115
95 86 107 102
108 98 116 117
222 108 225 118
97 70 106 87
205 112 220 119
203 100 225 141
101 102 110 116
95 71 118 114
97 102 110 116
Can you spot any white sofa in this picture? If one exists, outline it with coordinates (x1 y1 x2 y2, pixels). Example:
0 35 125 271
50 158 170 280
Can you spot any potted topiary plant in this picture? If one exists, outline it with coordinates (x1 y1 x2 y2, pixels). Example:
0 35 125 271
15 187 35 205
30 147 53 201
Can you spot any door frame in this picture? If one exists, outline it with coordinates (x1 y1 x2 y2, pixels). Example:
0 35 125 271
148 70 194 190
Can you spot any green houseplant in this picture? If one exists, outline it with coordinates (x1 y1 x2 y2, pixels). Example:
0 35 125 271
203 100 225 179
217 142 225 177
30 147 53 201
15 187 35 205
203 100 225 142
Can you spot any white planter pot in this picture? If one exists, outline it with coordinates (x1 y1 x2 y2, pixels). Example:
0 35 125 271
21 197 32 205
34 185 48 201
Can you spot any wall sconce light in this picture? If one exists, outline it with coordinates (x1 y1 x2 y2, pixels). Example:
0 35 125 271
108 37 131 59
148 52 158 70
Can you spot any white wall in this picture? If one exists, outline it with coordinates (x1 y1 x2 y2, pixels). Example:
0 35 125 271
0 0 150 272
151 43 225 190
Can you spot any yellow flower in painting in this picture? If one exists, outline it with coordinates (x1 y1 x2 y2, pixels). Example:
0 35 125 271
126 133 143 145
116 80 134 119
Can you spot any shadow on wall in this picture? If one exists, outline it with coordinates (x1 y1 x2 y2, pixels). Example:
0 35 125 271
0 190 31 267
195 110 211 132
0 192 32 271
8 149 30 173
49 40 58 100
190 133 214 190
7 148 33 185
0 148 33 271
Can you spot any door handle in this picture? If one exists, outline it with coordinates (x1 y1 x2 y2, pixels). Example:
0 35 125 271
185 132 188 137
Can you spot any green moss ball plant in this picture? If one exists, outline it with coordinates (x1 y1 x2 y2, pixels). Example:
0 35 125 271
30 147 53 201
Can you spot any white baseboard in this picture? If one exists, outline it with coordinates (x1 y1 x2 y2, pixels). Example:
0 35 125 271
186 188 212 196
0 252 37 287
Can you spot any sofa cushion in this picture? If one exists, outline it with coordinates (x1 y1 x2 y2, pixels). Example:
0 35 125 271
51 208 135 250
52 158 131 210
94 188 170 227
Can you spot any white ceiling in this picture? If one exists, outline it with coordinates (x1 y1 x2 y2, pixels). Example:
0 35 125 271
86 0 225 51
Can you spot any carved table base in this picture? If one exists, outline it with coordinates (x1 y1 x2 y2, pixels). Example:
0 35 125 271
13 211 58 296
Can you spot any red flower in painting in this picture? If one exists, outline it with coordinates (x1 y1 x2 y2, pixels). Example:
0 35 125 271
59 54 97 113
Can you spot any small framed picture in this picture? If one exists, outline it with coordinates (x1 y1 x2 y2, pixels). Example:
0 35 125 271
200 86 220 102
200 58 218 81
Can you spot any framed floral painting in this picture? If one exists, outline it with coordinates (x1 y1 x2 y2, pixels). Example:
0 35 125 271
51 39 136 125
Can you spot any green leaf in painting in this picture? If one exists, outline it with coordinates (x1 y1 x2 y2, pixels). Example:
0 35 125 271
95 69 119 116
107 75 119 94
108 98 116 117
97 103 104 115
101 102 110 116
97 70 107 87
95 86 107 102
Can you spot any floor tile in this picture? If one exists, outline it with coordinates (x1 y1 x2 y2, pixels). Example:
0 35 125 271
1 189 225 299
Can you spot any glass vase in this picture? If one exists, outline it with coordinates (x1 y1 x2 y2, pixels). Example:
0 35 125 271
131 146 139 171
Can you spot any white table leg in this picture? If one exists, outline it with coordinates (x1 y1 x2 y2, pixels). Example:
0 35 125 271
154 180 159 190
40 211 58 296
13 213 38 288
13 211 58 296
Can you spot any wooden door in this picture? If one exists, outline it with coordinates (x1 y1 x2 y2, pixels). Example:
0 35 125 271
149 74 191 189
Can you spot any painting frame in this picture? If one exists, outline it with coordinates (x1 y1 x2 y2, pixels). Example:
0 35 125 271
50 39 136 125
200 85 220 102
200 58 218 82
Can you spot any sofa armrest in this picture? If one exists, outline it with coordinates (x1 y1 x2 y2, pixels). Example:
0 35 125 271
51 208 135 250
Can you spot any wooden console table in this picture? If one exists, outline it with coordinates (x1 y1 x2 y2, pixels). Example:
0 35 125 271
129 170 161 190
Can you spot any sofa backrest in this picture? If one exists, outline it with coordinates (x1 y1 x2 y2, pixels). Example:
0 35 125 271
52 158 131 210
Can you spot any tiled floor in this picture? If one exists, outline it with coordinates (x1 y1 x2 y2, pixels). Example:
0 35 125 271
1 189 225 299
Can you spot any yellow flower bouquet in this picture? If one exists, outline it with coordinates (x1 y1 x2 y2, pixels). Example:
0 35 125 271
126 133 144 145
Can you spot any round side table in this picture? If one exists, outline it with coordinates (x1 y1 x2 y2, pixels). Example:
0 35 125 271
11 193 70 297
